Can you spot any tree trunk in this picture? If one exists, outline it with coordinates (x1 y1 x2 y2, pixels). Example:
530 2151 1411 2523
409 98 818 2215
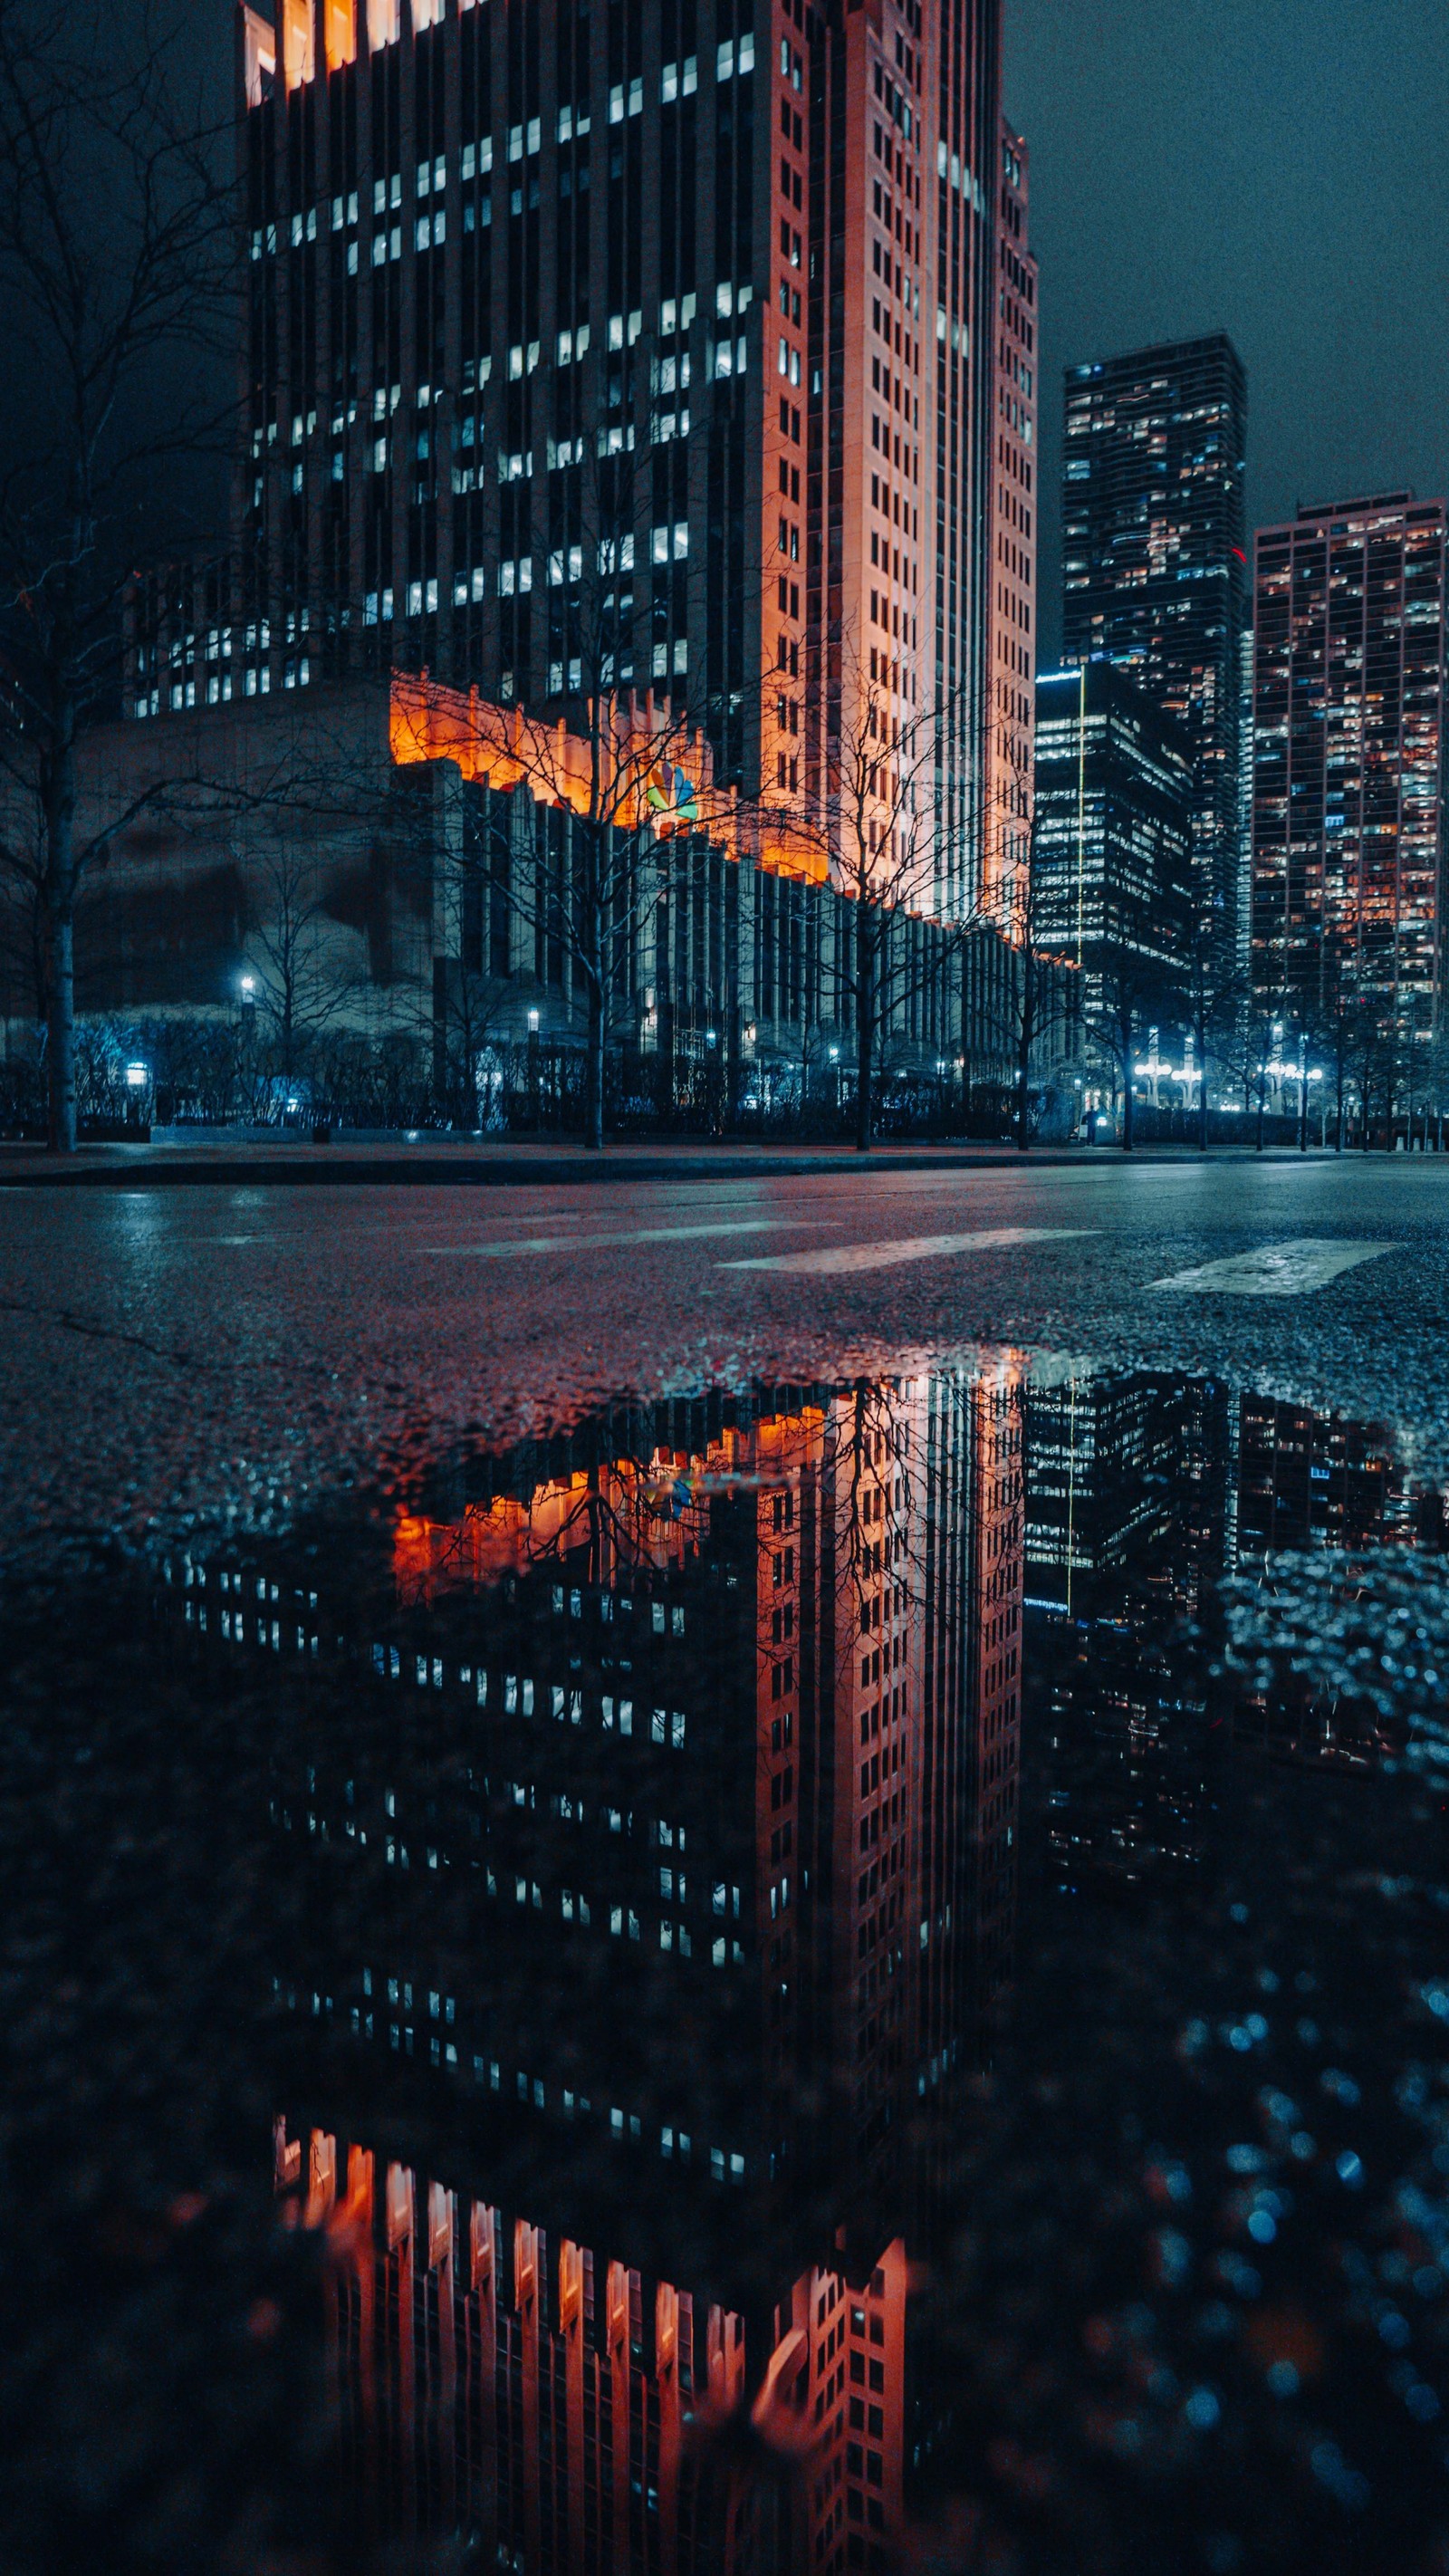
585 977 605 1150
1014 947 1034 1151
1196 1017 1209 1150
855 918 875 1151
581 831 606 1150
43 719 79 1156
46 900 77 1153
1120 1053 1134 1151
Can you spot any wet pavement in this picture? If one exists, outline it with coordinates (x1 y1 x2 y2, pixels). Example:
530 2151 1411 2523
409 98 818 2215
4 1157 1449 2573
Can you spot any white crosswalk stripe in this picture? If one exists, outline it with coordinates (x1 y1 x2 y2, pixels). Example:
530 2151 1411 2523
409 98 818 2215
720 1225 1095 1276
428 1219 830 1257
1151 1238 1396 1296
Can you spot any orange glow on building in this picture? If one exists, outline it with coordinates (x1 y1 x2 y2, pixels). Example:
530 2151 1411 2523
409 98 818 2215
392 1417 830 1606
388 672 829 887
275 2114 911 2574
322 0 357 73
278 0 314 90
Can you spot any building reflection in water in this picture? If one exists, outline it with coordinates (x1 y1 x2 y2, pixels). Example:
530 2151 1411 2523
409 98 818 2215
1024 1370 1449 1889
1232 1390 1447 1768
1023 1370 1232 1892
170 1367 1023 2570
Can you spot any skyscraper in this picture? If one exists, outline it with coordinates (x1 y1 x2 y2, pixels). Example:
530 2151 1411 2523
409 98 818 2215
139 0 1007 921
1249 493 1447 1059
1032 659 1193 1015
984 115 1037 927
1060 333 1247 950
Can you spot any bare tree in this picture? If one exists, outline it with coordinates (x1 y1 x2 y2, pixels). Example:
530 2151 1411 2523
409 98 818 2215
0 0 233 1150
245 844 367 1095
799 648 982 1151
1081 943 1172 1153
1003 813 1066 1154
466 428 718 1150
1176 912 1246 1151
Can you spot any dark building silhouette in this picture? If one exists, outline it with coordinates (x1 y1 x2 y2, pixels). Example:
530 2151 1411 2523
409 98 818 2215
1249 493 1448 1062
1060 334 1248 954
1032 658 1192 1017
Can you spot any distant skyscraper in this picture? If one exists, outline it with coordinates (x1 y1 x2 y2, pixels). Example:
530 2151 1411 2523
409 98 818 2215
1060 333 1247 950
1032 659 1193 1014
1250 493 1448 1054
984 115 1038 928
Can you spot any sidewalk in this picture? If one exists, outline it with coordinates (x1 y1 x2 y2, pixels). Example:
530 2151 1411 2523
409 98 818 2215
0 1133 1083 1188
0 1134 1348 1188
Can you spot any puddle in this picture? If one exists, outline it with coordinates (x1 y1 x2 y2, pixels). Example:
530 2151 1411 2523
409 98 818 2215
5 1359 1449 2573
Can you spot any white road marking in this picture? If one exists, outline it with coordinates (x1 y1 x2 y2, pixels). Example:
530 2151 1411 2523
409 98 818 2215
429 1218 830 1257
721 1225 1096 1276
1151 1238 1396 1296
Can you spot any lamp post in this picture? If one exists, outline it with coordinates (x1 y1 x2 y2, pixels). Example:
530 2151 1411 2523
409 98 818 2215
526 1007 541 1134
1298 1027 1309 1154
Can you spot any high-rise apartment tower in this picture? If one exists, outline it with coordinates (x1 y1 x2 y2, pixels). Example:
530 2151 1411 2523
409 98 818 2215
1060 333 1247 951
133 0 1009 923
1250 493 1447 1053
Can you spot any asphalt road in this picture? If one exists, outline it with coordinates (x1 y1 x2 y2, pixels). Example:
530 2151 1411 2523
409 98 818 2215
4 1151 1448 1567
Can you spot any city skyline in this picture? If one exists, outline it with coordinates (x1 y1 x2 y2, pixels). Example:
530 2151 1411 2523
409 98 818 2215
1006 0 1449 666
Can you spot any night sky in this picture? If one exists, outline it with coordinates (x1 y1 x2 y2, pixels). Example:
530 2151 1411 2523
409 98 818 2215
1006 0 1449 661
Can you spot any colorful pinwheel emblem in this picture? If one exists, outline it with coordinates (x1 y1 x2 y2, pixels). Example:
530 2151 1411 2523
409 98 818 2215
644 762 700 831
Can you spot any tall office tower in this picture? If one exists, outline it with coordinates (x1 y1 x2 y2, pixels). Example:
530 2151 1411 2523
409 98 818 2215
984 116 1037 928
1032 659 1193 1014
1250 494 1448 1057
161 0 1003 915
1060 334 1247 949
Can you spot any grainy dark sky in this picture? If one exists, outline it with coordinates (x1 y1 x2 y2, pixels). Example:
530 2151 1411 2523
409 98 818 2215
1004 0 1449 659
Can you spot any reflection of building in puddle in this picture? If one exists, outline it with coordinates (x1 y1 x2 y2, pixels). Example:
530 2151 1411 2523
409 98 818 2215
167 1367 1022 2567
273 2114 909 2572
1235 1393 1422 1557
1022 1371 1448 1833
1023 1372 1232 1891
1232 1393 1445 1768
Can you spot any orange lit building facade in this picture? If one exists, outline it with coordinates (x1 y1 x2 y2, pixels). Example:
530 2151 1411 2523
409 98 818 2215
168 1366 1023 2566
130 0 1011 927
273 2109 912 2571
984 117 1036 929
